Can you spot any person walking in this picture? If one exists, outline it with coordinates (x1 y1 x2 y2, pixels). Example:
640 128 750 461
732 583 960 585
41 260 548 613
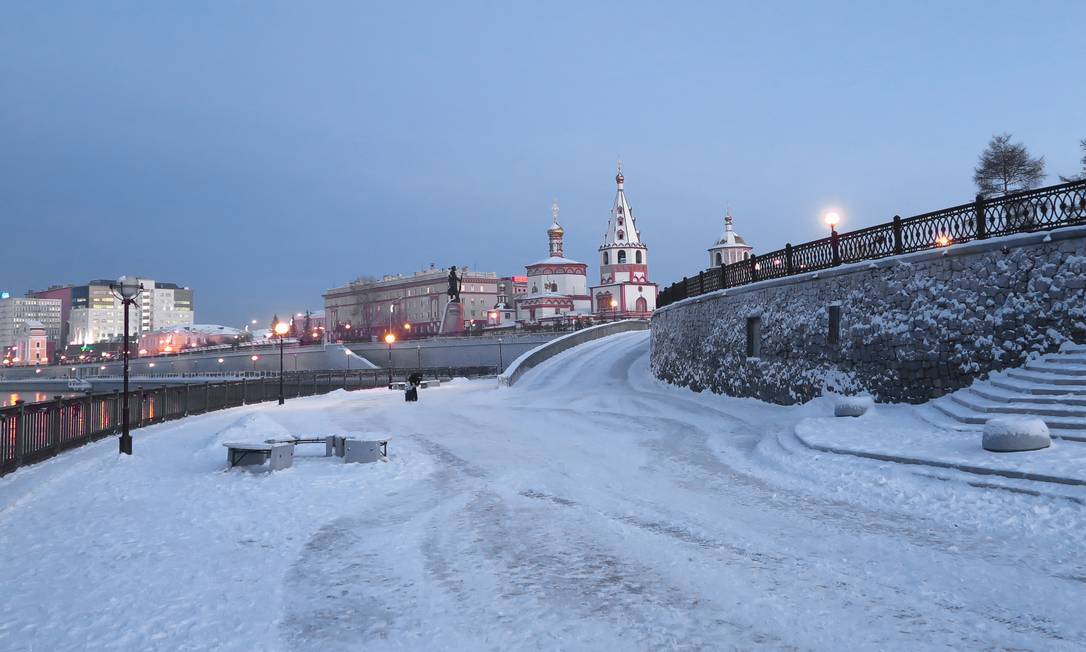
404 371 422 402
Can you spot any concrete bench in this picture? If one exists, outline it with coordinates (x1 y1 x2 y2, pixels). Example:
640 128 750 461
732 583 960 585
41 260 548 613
223 442 294 471
325 434 389 463
264 435 338 457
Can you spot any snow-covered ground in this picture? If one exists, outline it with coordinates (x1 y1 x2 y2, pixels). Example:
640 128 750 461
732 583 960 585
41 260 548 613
2 331 1085 650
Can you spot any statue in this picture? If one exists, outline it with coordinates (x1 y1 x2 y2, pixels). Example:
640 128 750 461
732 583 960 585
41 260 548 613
447 266 462 303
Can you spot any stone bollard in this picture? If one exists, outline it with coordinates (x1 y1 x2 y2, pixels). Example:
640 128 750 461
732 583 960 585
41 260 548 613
982 417 1051 452
834 395 874 417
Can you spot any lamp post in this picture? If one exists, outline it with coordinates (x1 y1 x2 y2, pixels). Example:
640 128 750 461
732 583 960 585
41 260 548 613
384 332 396 384
824 211 841 266
345 348 351 371
251 354 259 372
497 337 503 372
274 320 289 404
109 275 143 455
610 298 618 322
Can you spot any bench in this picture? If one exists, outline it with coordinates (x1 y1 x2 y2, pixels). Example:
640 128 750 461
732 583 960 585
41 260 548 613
264 435 338 457
223 442 294 471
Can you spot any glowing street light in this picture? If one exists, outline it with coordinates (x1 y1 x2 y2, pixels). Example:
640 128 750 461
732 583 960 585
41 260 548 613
824 211 842 266
610 298 618 321
251 354 259 372
384 332 396 384
273 320 290 405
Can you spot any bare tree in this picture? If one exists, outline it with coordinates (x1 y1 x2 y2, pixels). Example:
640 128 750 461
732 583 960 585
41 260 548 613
973 133 1046 198
1058 138 1086 183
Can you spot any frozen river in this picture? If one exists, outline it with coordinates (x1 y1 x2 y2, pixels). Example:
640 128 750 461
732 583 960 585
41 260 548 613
1 331 1084 650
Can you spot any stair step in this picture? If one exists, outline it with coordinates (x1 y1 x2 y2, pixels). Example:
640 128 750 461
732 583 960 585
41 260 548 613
966 386 1086 406
951 393 1086 419
1024 362 1086 376
1043 356 1086 365
932 399 988 425
990 378 1086 396
1006 370 1086 387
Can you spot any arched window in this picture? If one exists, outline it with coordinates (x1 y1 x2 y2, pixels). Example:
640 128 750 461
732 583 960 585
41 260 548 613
603 252 609 265
715 252 722 265
743 251 750 260
617 230 625 240
635 251 642 264
618 251 627 264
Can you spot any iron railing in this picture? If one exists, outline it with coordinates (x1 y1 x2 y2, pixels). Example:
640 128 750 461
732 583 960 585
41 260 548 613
0 366 496 476
658 179 1086 307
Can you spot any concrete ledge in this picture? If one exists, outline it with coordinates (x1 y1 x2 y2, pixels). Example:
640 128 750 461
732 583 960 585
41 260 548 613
793 424 1086 487
498 320 649 386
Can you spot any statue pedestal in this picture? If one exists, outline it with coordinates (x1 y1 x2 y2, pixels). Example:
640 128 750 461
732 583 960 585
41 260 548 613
439 300 464 335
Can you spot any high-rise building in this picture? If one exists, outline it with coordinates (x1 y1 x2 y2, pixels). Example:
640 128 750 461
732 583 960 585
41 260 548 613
59 278 194 346
590 165 657 317
0 296 63 350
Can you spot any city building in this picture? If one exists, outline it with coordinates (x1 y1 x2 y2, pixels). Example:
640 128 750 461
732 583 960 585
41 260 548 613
515 202 592 323
0 296 62 351
27 284 78 348
65 278 194 346
589 165 658 318
13 321 50 365
496 276 528 308
708 210 753 266
324 266 500 337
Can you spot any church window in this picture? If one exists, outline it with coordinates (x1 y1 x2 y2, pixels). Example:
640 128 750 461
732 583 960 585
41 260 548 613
716 252 723 265
618 251 627 264
635 251 642 264
617 230 625 240
603 252 609 265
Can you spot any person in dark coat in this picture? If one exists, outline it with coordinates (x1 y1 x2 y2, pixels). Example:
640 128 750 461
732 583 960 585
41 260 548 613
405 372 422 402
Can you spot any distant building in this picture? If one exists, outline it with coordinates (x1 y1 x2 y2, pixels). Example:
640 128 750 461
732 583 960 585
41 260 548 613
13 321 50 365
27 284 78 348
64 278 194 346
708 210 753 267
324 266 500 337
590 165 657 318
515 202 592 323
0 296 62 351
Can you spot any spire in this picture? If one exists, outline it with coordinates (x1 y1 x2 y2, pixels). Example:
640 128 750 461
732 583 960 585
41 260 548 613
725 207 733 230
601 165 643 249
616 157 624 187
548 199 564 257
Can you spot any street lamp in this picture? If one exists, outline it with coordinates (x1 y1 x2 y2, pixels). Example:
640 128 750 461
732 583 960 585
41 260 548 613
824 211 842 265
251 354 259 371
345 348 352 371
384 332 396 384
109 275 143 455
274 320 290 405
497 337 503 372
610 298 618 321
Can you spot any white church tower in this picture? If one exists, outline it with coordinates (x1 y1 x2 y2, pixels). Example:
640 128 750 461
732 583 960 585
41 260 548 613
590 163 657 318
708 210 753 267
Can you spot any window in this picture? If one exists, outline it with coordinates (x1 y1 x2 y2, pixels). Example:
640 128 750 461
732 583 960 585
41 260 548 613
618 251 627 264
617 230 625 240
603 252 609 265
716 252 722 266
746 316 761 357
828 305 841 345
635 251 642 264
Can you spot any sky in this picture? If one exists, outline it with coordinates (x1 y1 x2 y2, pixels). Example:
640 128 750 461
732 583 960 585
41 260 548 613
2 1 1084 326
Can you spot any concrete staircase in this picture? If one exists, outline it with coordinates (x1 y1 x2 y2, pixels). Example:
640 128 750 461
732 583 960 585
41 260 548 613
921 344 1086 442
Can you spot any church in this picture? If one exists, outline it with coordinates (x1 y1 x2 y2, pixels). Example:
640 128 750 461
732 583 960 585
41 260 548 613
514 202 592 323
589 165 657 318
707 210 753 267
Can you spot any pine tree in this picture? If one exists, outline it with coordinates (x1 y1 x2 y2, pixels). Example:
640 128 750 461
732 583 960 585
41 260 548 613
973 133 1046 198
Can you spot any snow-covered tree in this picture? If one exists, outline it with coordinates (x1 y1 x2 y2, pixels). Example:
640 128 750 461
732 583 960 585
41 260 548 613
1058 138 1086 183
973 133 1046 198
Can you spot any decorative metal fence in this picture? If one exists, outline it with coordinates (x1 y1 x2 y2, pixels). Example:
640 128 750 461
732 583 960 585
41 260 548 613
658 179 1086 307
0 366 496 476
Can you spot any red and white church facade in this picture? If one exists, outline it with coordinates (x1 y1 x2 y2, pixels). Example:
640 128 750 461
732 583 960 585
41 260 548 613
515 202 593 323
590 166 657 318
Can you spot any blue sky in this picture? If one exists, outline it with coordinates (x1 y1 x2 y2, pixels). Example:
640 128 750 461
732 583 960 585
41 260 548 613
2 1 1084 325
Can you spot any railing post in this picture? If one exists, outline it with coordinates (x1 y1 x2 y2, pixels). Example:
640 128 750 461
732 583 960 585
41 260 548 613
718 263 726 290
204 382 211 412
892 215 903 255
14 400 25 469
680 277 687 300
242 378 248 405
697 270 705 295
183 383 189 416
749 253 758 282
111 390 119 433
831 230 841 266
975 194 988 239
785 243 794 275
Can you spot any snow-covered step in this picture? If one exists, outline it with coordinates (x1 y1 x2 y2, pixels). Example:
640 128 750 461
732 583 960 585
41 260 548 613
1006 370 1086 386
1023 362 1086 376
931 398 988 425
930 398 1086 442
1042 356 1086 365
990 378 1086 396
967 385 1086 407
950 393 1086 420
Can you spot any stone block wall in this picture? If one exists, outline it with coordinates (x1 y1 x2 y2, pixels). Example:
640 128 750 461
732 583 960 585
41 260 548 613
650 227 1086 404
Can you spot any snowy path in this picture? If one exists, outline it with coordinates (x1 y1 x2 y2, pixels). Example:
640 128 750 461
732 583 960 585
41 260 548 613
2 331 1085 650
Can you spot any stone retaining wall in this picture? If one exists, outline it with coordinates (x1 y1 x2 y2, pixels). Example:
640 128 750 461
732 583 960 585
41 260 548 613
650 226 1086 404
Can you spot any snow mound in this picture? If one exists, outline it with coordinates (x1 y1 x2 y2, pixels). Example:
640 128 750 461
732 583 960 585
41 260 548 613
834 395 874 417
982 417 1051 452
446 377 473 386
211 413 290 449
